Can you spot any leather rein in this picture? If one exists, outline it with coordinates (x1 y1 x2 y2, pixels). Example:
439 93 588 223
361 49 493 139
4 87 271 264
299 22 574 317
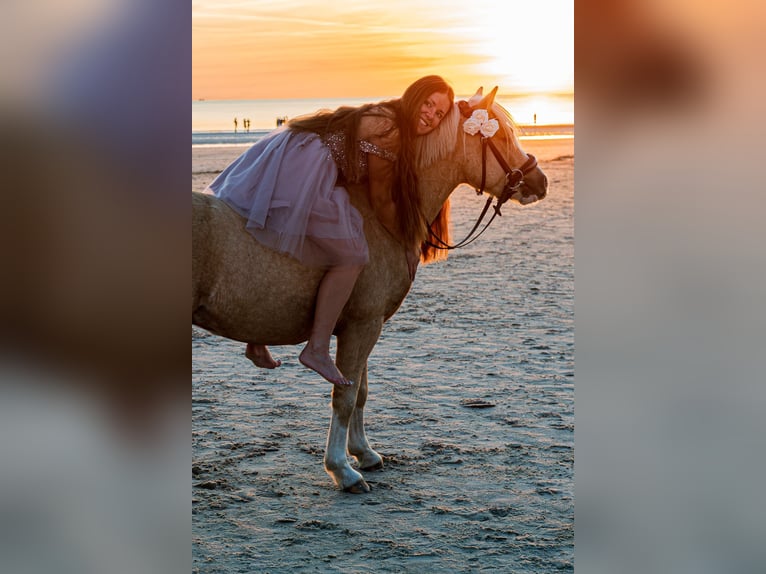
425 135 538 251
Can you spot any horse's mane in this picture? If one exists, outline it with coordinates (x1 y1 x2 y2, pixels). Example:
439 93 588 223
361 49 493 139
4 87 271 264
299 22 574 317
415 103 460 170
419 101 521 264
416 103 460 264
415 100 520 173
490 101 521 155
456 101 520 164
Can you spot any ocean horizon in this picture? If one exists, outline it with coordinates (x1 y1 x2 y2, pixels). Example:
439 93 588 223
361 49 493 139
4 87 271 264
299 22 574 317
192 125 574 147
192 93 574 146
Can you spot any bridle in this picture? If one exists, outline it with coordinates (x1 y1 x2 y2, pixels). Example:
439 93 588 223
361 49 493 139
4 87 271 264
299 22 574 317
425 117 538 251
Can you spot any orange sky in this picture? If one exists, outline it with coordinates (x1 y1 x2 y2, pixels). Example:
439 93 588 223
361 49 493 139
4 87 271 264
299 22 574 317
193 0 573 100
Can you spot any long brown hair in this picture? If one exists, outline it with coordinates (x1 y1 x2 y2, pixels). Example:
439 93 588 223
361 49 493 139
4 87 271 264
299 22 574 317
398 76 455 261
288 75 455 256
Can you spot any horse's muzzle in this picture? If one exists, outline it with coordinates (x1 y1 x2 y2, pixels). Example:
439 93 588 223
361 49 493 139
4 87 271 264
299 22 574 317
514 168 548 204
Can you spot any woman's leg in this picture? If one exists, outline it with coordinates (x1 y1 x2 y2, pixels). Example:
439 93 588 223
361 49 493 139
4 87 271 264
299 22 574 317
299 264 363 385
245 343 282 369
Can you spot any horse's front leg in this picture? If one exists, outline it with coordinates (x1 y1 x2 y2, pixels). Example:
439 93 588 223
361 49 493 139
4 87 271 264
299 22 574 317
347 364 383 471
324 319 382 493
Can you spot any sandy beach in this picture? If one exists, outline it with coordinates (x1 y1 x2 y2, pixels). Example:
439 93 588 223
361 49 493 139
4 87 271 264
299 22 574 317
192 136 574 572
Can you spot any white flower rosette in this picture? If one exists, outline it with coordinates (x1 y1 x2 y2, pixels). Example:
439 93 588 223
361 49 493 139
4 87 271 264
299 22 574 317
463 115 483 135
479 118 499 138
463 109 499 138
471 109 489 124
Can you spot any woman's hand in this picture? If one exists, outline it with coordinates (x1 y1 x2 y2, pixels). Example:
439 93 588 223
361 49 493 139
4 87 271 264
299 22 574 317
406 248 421 282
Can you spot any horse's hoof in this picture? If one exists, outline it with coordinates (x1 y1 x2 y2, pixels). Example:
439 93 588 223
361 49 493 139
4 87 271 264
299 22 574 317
344 479 371 494
360 460 384 472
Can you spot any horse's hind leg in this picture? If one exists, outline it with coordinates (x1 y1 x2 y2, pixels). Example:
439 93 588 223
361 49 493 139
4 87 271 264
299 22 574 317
324 319 382 493
347 364 384 471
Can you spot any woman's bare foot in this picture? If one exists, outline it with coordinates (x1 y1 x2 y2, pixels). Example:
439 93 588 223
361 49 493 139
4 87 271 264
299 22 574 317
245 344 282 369
299 346 351 386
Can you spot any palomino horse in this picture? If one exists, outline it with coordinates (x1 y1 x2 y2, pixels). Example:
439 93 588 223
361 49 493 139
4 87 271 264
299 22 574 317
192 87 548 492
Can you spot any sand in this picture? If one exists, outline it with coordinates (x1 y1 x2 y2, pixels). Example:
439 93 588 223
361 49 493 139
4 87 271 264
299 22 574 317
192 137 574 572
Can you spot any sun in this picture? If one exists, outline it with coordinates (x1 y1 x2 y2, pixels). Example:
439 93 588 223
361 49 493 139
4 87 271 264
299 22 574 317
480 48 572 94
469 1 573 94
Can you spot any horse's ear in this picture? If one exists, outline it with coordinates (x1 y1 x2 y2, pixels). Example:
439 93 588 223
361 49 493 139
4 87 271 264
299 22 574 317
476 86 498 110
468 87 484 106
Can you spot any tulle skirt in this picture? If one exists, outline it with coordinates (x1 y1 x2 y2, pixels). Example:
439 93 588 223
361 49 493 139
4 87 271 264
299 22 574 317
207 129 369 267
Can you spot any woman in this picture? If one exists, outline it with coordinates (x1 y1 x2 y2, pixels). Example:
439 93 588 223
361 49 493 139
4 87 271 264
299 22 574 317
207 75 455 386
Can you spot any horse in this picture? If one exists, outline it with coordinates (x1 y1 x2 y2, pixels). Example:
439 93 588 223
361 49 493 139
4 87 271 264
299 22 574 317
192 86 548 493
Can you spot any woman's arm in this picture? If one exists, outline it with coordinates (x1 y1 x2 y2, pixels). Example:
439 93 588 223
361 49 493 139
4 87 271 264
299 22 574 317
361 109 421 280
366 152 401 242
367 152 421 281
359 110 403 241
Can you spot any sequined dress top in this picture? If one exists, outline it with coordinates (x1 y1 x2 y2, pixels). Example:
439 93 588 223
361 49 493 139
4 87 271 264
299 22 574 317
321 130 398 184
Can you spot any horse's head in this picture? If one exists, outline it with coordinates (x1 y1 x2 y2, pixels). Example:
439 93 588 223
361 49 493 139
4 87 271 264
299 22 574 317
457 87 548 205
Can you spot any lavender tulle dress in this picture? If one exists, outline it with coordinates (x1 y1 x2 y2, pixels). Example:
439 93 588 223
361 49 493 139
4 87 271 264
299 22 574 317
208 127 392 268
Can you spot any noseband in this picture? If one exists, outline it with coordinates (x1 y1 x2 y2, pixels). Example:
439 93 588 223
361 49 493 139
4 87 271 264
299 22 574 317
426 135 538 251
483 139 538 206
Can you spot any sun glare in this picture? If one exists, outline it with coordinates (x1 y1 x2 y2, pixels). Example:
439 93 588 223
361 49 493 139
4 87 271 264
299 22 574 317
192 0 573 100
471 1 573 94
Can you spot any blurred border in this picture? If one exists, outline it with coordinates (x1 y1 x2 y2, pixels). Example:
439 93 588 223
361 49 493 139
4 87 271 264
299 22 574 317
1 1 189 573
576 1 766 572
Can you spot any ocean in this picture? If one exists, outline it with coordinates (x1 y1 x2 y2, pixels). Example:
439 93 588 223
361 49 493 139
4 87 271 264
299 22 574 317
192 93 574 147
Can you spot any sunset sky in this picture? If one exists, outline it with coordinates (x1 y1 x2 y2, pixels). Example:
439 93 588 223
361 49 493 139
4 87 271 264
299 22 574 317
192 0 573 100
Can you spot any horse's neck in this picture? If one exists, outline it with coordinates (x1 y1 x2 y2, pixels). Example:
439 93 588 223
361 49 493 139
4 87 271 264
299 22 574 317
417 156 461 224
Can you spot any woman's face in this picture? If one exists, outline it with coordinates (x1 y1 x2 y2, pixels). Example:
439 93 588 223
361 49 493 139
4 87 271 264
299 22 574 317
415 91 452 136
